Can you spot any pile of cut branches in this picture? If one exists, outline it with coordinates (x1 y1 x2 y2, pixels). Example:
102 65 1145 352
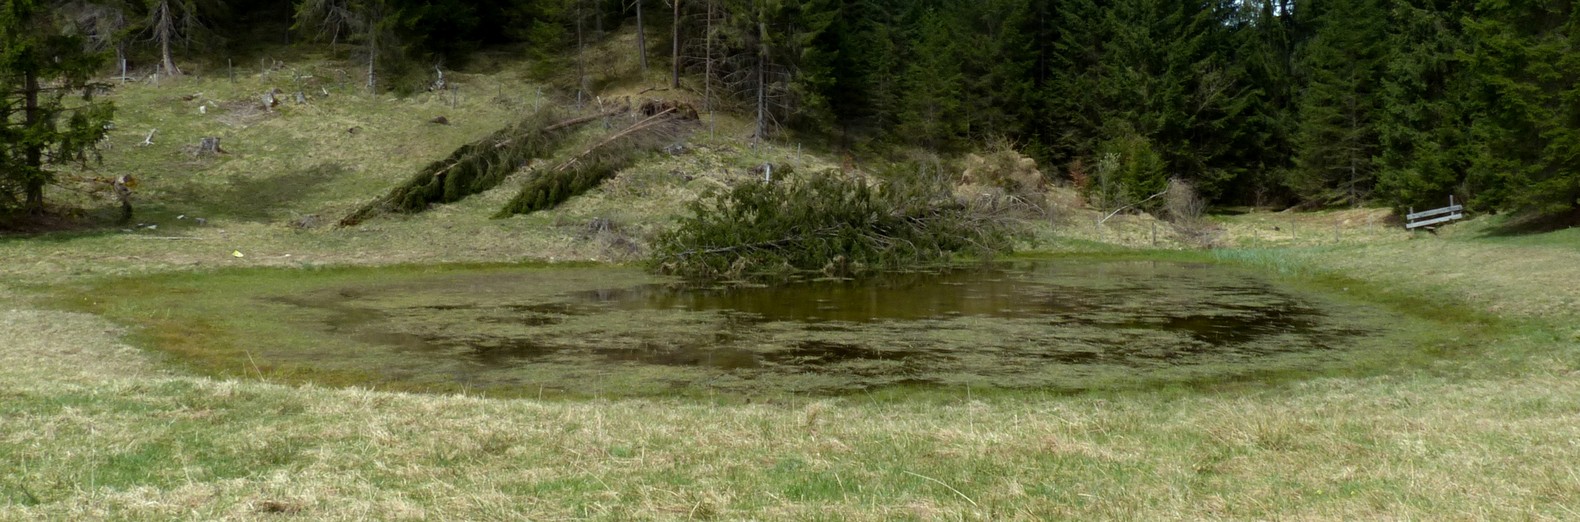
652 168 1017 281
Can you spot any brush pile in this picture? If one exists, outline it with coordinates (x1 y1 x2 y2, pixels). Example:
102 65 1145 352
652 167 1017 281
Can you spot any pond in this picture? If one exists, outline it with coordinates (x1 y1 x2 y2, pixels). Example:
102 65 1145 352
95 259 1411 397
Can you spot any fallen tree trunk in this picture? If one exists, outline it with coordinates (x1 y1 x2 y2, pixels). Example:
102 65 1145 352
339 105 630 227
495 105 695 218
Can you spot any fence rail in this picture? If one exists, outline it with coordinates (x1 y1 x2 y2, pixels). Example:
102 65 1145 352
1406 196 1464 230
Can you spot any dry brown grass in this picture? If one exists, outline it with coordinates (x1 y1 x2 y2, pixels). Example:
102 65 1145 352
4 331 1580 520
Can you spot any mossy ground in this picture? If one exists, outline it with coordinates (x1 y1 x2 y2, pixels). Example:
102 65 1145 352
3 54 1580 519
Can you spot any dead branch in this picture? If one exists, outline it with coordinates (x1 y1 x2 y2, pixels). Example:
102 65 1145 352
554 107 676 173
667 225 839 258
1099 188 1169 225
538 102 631 134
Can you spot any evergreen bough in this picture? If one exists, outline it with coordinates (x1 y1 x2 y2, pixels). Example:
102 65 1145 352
494 107 686 217
494 147 647 217
340 109 582 226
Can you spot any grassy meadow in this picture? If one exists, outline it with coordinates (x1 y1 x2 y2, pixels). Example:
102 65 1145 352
3 56 1580 520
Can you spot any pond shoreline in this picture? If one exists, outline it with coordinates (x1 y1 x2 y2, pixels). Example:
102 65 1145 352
56 252 1479 401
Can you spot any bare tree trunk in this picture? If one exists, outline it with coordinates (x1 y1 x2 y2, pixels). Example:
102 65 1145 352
671 0 681 88
577 0 587 106
755 5 767 140
704 0 714 138
635 0 648 71
366 25 377 93
23 69 44 213
704 0 712 112
155 1 182 77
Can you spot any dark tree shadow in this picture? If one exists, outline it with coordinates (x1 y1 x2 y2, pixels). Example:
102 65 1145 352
162 162 346 223
0 210 119 238
1476 208 1580 237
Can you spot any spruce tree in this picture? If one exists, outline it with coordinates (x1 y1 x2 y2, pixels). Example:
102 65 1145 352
1375 0 1473 211
1290 0 1388 206
953 0 1036 141
1040 0 1108 165
1462 0 1580 219
146 0 197 77
1085 0 1245 201
295 0 413 92
1226 0 1298 205
896 8 962 149
1 0 116 215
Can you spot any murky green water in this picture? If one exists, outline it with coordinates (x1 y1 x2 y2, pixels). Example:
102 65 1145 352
158 259 1404 396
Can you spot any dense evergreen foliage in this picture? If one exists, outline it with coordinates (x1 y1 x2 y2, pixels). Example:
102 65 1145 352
1 0 115 214
3 0 1579 220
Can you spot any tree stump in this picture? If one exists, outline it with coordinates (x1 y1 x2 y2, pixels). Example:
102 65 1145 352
112 175 135 224
262 88 282 111
197 137 225 156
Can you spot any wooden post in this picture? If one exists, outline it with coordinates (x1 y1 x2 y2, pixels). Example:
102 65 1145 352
1151 221 1157 246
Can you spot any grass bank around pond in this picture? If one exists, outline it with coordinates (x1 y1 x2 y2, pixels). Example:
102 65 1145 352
5 214 1580 519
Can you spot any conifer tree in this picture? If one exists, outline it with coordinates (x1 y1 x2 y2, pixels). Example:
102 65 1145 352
1039 0 1108 165
1462 0 1580 218
1006 0 1056 159
1375 0 1473 211
1 0 116 214
1083 0 1245 201
1226 0 1298 205
813 0 902 140
953 0 1036 141
295 0 408 92
146 0 197 77
1290 0 1388 206
896 8 962 149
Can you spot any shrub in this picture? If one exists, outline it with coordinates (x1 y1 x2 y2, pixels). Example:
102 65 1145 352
1088 132 1167 211
1163 177 1206 224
